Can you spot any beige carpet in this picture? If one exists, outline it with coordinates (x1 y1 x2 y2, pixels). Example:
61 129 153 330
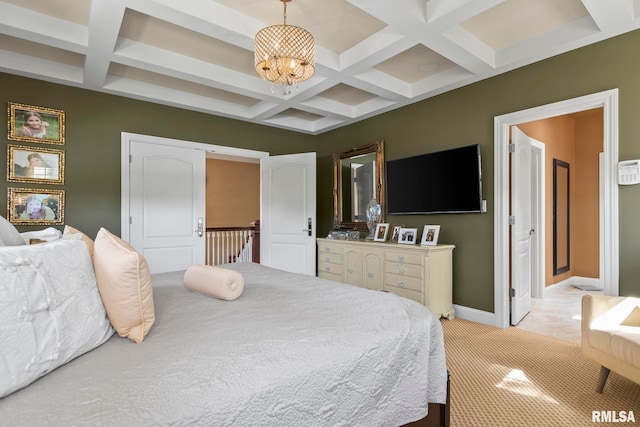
442 318 640 427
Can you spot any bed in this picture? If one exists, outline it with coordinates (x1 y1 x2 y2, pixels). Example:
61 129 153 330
0 230 449 426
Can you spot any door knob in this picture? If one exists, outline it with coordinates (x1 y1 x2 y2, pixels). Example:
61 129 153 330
301 217 313 236
195 217 204 237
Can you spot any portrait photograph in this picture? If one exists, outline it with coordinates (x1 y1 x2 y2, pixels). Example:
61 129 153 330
7 145 64 184
374 223 389 242
8 188 65 226
390 224 404 241
398 227 418 245
8 102 65 145
420 225 441 246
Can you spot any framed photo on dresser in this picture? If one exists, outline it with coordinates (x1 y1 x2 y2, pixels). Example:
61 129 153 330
398 227 418 245
374 223 389 242
421 225 440 246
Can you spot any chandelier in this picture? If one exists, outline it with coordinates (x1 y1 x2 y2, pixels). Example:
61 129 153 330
254 0 315 96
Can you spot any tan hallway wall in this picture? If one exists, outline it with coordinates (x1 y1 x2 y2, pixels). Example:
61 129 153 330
206 158 260 228
517 108 602 286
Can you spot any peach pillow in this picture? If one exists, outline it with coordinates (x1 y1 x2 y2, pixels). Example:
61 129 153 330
63 225 94 256
622 306 640 327
93 228 155 343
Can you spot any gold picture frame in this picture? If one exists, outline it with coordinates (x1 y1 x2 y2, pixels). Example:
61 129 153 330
8 187 65 225
8 102 65 145
7 145 64 185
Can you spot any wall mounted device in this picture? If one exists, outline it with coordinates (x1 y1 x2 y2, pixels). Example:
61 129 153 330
618 160 640 185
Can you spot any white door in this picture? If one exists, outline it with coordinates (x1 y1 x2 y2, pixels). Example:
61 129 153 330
261 153 316 275
511 126 533 325
129 141 206 274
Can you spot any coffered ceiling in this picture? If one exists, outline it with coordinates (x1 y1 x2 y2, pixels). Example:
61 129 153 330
1 0 638 134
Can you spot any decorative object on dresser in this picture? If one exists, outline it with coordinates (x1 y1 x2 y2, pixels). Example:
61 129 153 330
332 140 385 232
317 238 455 319
365 197 381 240
421 225 440 246
374 222 389 242
398 227 418 245
390 224 404 241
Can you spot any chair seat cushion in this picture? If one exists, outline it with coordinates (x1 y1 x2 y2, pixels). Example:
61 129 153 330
590 327 640 368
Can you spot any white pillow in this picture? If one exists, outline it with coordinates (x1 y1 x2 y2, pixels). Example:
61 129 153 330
0 238 114 398
19 227 63 245
0 215 26 246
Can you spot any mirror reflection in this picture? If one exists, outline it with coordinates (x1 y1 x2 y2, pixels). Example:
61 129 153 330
333 141 384 231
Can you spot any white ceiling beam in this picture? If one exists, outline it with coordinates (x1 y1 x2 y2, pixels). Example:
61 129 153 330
83 0 126 88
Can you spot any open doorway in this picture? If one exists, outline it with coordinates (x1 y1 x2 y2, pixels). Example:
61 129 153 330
205 153 261 265
494 89 619 329
510 110 605 340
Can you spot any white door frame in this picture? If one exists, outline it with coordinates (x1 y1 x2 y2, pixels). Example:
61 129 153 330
494 89 619 329
121 132 268 241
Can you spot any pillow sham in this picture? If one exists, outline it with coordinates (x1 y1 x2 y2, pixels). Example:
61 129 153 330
63 225 94 256
0 215 26 247
0 238 114 398
93 228 155 344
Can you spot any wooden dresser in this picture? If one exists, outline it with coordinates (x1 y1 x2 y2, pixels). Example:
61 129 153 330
317 238 455 319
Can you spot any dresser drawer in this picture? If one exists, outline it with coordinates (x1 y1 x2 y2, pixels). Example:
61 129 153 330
385 285 423 305
319 262 343 276
385 251 424 266
319 252 343 264
318 269 342 282
384 261 423 279
384 273 423 293
318 242 344 255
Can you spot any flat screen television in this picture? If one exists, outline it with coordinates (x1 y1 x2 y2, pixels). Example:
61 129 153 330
386 144 482 214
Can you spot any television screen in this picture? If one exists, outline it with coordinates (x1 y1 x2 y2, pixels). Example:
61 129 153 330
386 144 482 214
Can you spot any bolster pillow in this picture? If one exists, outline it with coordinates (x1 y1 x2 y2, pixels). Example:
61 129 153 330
183 265 244 301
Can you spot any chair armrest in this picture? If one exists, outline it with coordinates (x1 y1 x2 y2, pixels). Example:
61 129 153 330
582 294 627 326
581 295 626 352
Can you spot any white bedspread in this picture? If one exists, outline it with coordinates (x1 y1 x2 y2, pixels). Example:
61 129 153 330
0 262 447 426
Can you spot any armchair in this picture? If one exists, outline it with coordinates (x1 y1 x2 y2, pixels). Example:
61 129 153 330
581 294 640 393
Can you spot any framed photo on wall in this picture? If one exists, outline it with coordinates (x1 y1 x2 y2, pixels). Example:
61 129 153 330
374 223 389 242
8 102 65 145
7 187 65 226
7 145 64 184
420 225 440 246
398 227 418 245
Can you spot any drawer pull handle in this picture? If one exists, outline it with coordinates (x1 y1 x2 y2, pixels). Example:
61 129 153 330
348 268 353 274
324 266 330 272
398 281 405 287
325 247 331 251
398 255 405 262
367 272 374 278
397 268 405 274
324 256 330 262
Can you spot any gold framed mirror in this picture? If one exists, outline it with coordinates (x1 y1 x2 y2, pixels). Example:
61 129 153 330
332 140 385 231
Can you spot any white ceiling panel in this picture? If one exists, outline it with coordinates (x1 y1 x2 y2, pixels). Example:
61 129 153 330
0 0 638 134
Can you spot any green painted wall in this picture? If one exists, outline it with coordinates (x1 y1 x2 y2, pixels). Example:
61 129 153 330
316 29 640 310
0 74 315 239
2 29 640 314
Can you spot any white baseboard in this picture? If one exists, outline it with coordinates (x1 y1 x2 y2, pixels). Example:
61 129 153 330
544 276 603 296
452 304 498 327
